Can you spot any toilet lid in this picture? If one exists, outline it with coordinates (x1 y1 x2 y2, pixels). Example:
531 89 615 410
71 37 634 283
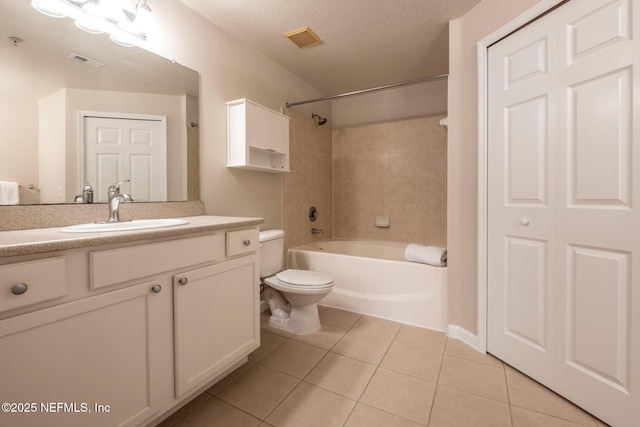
275 269 333 288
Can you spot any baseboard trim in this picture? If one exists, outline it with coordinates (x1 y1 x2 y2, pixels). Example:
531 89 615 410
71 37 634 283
447 325 483 353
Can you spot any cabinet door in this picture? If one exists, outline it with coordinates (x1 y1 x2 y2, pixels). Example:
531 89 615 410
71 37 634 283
173 255 260 397
269 113 289 155
0 282 163 427
246 101 271 151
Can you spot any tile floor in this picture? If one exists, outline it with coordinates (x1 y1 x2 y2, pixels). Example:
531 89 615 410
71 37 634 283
158 306 608 427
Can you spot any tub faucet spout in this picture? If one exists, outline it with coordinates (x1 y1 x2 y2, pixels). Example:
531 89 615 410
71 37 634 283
311 228 324 235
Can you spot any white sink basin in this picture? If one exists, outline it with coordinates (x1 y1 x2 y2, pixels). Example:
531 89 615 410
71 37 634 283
60 218 190 233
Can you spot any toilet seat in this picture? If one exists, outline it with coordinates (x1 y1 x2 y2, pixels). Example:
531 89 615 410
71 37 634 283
274 269 333 289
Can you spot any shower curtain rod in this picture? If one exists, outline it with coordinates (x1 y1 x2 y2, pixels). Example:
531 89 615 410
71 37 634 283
285 72 449 108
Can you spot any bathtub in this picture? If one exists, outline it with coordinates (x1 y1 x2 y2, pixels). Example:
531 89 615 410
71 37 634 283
287 240 447 331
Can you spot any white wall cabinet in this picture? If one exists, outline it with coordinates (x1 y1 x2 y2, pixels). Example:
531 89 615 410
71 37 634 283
227 98 290 172
0 226 260 427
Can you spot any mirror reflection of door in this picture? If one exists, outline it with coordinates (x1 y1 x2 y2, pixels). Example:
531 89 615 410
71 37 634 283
82 113 167 202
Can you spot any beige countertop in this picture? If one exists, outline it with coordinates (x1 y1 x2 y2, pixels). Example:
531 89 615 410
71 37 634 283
0 215 264 257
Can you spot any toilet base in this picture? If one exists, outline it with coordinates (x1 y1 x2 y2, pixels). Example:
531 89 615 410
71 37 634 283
263 286 323 335
268 302 322 335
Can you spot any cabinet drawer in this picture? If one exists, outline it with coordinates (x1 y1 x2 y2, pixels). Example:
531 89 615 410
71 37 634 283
91 234 224 289
226 228 259 257
0 257 66 313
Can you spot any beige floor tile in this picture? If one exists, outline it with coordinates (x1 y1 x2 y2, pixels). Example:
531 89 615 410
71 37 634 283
260 339 327 378
351 315 402 339
173 397 261 427
506 368 596 426
156 392 212 427
429 385 511 427
512 406 596 427
445 338 503 368
344 403 426 427
249 332 286 362
215 364 299 419
289 323 348 350
206 361 255 395
360 368 436 425
320 307 363 329
380 342 443 383
332 330 392 365
304 352 377 400
394 324 447 353
266 382 356 427
438 355 508 402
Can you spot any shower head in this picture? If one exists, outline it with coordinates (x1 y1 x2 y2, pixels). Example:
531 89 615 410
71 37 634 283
311 113 327 126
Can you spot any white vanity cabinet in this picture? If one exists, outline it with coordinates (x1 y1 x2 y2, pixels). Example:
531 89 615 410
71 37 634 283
0 223 261 427
0 280 164 427
174 227 260 398
227 98 290 172
174 254 259 397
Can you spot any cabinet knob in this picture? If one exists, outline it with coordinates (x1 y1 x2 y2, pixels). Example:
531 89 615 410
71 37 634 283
11 283 28 295
178 277 189 286
521 218 531 226
151 284 162 293
243 239 251 246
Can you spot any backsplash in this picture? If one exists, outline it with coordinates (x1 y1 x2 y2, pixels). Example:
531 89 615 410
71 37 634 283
332 116 447 246
0 201 204 231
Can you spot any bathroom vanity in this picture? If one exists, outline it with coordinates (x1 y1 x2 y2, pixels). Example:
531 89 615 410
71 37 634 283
0 216 262 427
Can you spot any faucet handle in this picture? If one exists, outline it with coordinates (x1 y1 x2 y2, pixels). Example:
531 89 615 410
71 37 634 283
108 179 130 193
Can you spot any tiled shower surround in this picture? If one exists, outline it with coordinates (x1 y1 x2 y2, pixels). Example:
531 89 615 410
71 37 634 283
332 116 447 246
283 109 333 252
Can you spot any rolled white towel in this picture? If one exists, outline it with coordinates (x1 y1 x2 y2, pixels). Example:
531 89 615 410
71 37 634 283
405 244 447 267
0 181 19 205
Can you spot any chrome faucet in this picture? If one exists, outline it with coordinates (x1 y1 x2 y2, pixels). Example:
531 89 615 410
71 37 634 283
311 228 324 235
107 179 133 223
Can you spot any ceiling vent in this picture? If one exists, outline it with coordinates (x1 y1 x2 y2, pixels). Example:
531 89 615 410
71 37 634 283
284 26 323 49
67 53 105 69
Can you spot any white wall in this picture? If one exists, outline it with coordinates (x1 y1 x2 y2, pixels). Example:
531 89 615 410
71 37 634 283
447 0 546 335
0 95 38 188
332 78 447 128
144 0 326 229
38 90 66 204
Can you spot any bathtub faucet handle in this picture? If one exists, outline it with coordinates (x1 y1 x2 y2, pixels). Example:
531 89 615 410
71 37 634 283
311 228 324 235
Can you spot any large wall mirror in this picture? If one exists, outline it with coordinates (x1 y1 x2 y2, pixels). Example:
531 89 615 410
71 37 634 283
0 0 200 205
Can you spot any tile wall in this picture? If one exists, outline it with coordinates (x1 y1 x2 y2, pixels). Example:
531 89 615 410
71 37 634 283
332 116 447 245
282 109 333 253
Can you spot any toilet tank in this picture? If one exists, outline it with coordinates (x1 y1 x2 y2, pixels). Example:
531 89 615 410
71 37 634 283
259 229 285 278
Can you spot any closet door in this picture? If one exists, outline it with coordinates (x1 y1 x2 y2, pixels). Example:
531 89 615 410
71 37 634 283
555 0 640 422
487 3 561 387
487 1 640 425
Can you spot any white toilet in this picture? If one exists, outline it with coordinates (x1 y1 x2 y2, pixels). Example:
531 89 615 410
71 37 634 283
260 230 333 334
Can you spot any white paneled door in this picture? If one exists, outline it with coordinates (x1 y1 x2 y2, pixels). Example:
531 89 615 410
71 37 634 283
487 0 640 425
83 115 167 202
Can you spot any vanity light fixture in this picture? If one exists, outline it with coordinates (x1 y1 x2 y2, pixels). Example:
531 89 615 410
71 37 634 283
30 0 153 47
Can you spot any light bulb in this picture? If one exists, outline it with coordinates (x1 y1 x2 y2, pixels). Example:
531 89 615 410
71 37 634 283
110 33 136 47
97 0 126 22
133 0 152 36
31 0 66 18
74 15 106 34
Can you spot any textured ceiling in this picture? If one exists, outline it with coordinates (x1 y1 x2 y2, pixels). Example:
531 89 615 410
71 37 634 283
179 0 481 96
